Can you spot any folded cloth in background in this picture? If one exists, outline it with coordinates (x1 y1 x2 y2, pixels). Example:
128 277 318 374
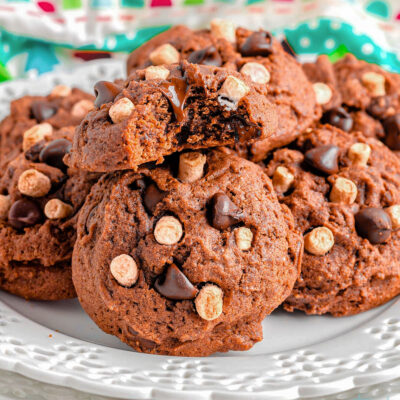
0 0 400 80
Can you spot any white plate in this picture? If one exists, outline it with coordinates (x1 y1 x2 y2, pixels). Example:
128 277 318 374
1 60 400 400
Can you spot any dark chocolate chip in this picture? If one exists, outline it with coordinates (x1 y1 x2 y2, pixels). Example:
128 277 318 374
39 138 71 171
209 192 244 230
367 96 391 119
8 199 42 229
231 117 261 141
127 326 157 350
305 145 340 175
383 114 400 150
31 101 57 122
281 38 296 58
154 264 198 300
159 77 188 123
94 81 121 108
355 207 392 244
187 46 222 67
239 31 273 57
321 107 353 132
25 140 46 162
143 183 166 214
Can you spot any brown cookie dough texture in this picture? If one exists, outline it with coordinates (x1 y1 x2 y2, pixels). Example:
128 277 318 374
0 87 94 172
265 124 400 316
0 121 98 300
303 54 400 149
66 61 277 172
72 149 302 356
126 22 320 162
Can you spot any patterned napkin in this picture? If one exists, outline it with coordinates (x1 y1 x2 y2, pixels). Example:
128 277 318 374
0 0 399 80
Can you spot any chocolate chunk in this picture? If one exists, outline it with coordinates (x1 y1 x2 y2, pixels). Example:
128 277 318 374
127 326 157 350
143 183 166 214
25 140 46 162
154 264 198 300
187 46 222 67
8 199 42 229
239 31 273 57
367 96 391 119
383 114 400 151
39 139 71 171
231 118 260 141
281 38 296 58
209 192 244 230
31 101 57 122
355 207 392 244
94 81 121 108
321 107 353 132
305 145 340 175
159 77 188 123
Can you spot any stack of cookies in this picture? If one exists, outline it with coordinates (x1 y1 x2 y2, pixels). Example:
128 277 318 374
1 20 400 357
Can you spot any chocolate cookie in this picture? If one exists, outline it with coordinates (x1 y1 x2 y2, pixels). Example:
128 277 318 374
72 149 302 356
265 124 400 316
127 22 320 162
0 124 99 300
0 86 94 172
65 61 277 172
303 54 400 148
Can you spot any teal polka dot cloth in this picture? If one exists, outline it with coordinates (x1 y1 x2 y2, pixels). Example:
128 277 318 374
0 0 400 80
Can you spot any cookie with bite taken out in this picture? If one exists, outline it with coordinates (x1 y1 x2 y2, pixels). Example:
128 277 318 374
126 21 320 162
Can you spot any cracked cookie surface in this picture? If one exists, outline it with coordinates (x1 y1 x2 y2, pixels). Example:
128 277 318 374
0 93 98 300
73 148 302 356
265 125 400 316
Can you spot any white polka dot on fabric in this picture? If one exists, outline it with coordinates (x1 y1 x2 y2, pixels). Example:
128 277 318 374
308 20 319 30
3 43 9 53
330 21 341 30
362 43 374 55
300 37 311 48
125 32 136 40
106 37 117 50
325 39 335 49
